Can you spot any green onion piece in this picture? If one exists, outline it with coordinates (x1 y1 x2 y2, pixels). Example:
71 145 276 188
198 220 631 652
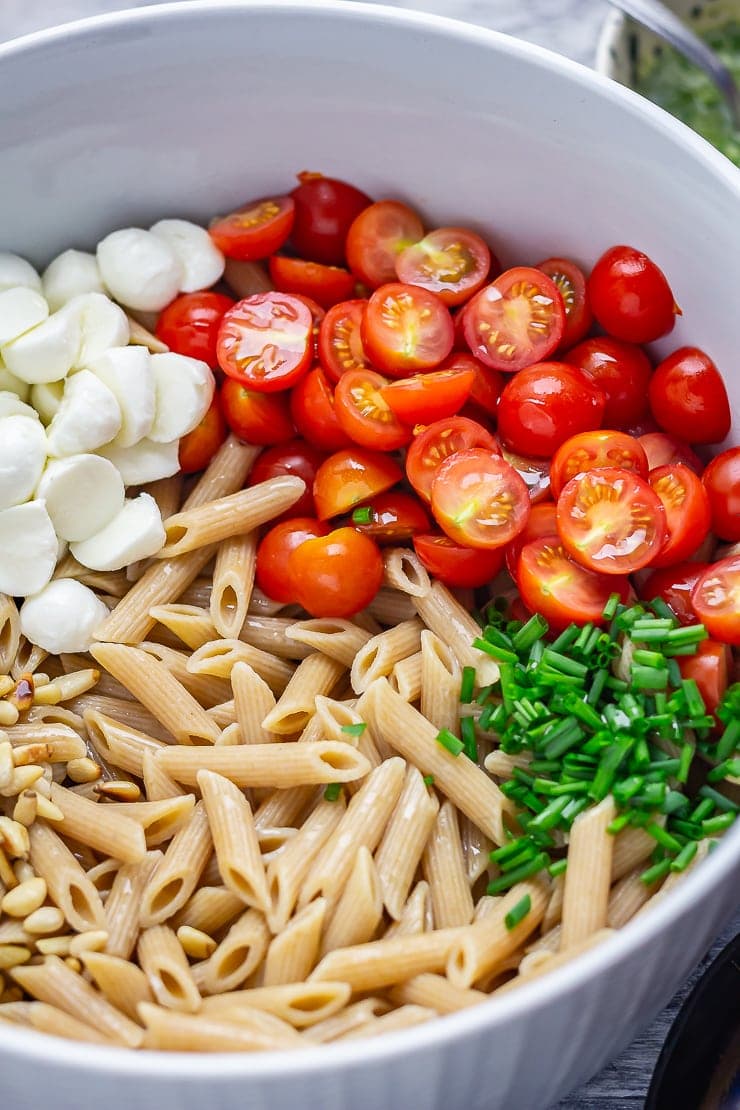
677 742 694 785
323 783 342 801
645 822 683 854
633 649 666 669
698 786 739 814
548 858 568 877
715 718 740 763
640 858 672 885
670 841 698 872
587 669 608 706
528 795 570 831
665 625 708 647
340 722 367 737
602 593 621 620
561 797 589 824
460 667 476 704
612 775 644 805
670 819 702 840
351 506 372 524
631 665 669 691
607 812 632 835
702 812 736 834
590 738 632 801
631 617 674 631
661 790 690 816
541 649 588 679
681 679 706 719
707 758 740 783
690 798 714 822
423 775 435 787
473 637 518 665
460 715 478 762
666 658 683 688
475 683 495 706
562 692 603 731
500 843 540 873
512 613 548 652
550 625 580 652
529 759 560 774
489 839 529 864
648 597 677 622
504 894 532 930
435 728 464 757
486 852 549 894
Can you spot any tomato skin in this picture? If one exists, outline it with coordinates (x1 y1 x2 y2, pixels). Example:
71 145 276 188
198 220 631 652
178 393 228 474
334 369 412 451
505 501 558 576
361 283 454 377
268 255 356 310
313 448 402 520
405 416 500 503
210 195 295 261
678 640 730 715
318 299 371 384
702 447 740 542
638 432 703 475
648 463 712 568
587 245 677 343
156 291 235 367
351 492 430 543
430 448 530 550
217 293 313 391
289 527 384 617
496 362 606 458
564 337 652 428
463 267 566 373
290 172 372 266
639 562 710 625
289 366 353 452
345 201 425 289
500 448 551 504
648 347 731 445
220 378 295 446
413 532 505 588
549 430 648 499
395 227 491 306
248 439 326 519
255 517 329 604
691 555 740 645
381 366 475 425
535 257 593 350
516 536 631 630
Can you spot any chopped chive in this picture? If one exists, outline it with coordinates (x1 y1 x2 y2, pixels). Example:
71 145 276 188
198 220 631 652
681 679 706 719
602 593 621 620
487 852 549 894
661 790 690 816
607 812 632 835
540 650 588 679
632 617 674 631
645 822 683 853
707 758 740 783
561 796 589 824
505 894 532 930
550 625 580 652
586 669 608 706
460 666 476 704
423 774 435 787
351 506 372 524
640 858 672 885
512 613 548 652
528 795 569 831
612 775 644 804
690 797 715 822
548 858 567 877
648 597 676 622
460 715 478 762
473 637 518 664
489 839 529 864
633 649 666 669
341 722 367 737
698 786 739 814
702 812 736 834
715 718 740 763
667 658 683 688
665 625 708 647
323 783 342 801
670 841 698 872
670 819 703 840
435 728 464 757
500 844 540 873
631 665 669 691
677 742 694 785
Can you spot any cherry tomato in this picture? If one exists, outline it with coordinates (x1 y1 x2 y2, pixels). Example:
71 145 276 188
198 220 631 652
178 393 227 474
496 362 606 458
289 527 384 617
395 227 491 306
345 200 424 289
255 517 329 604
640 562 710 625
318 299 371 384
549 430 648 499
334 369 411 451
381 366 475 425
648 464 712 568
463 267 565 373
638 432 703 474
557 467 667 574
505 501 558 576
535 257 592 349
405 416 500 503
361 283 454 377
430 448 530 550
210 195 295 260
702 447 740 542
500 448 552 503
351 492 430 543
313 448 402 520
678 640 730 715
289 366 353 452
587 245 678 343
156 291 235 367
691 555 740 645
217 293 313 391
292 294 325 358
648 347 731 445
248 439 326 519
516 536 631 630
413 532 505 588
564 337 652 428
221 378 295 446
290 172 372 266
268 255 356 310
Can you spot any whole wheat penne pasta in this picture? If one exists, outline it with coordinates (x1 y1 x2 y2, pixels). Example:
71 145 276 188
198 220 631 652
321 847 382 956
141 750 183 803
654 838 711 901
202 980 351 1028
0 596 20 678
197 770 269 912
144 472 182 519
285 618 371 668
420 629 461 735
460 815 493 887
4 722 84 750
187 638 294 694
76 694 171 739
148 604 216 651
261 654 346 736
303 997 391 1043
607 867 660 929
81 951 153 1021
365 588 417 625
254 786 319 832
385 881 431 938
423 801 474 928
382 547 431 598
350 619 423 694
211 532 257 640
137 926 201 1013
389 651 422 703
184 436 262 513
542 872 565 934
266 798 346 932
561 795 616 950
194 908 270 995
611 825 655 882
28 822 105 933
413 581 499 685
140 803 212 928
48 783 146 863
11 641 47 681
84 711 168 778
138 642 232 707
104 850 163 959
257 826 297 863
138 1002 301 1052
483 750 533 779
156 741 370 789
238 615 312 660
263 898 326 987
120 795 196 847
375 766 439 920
310 927 464 991
341 1004 437 1039
496 929 616 995
84 858 121 897
173 886 244 936
0 1000 114 1043
389 973 486 1014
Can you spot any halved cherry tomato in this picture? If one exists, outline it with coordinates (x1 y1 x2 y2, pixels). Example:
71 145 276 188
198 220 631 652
435 352 502 419
505 501 558 577
557 467 667 575
313 448 402 520
516 536 631 630
413 532 505 588
289 527 384 617
221 378 295 446
536 257 592 350
351 492 430 543
549 430 648 499
248 439 326 519
691 555 740 645
395 227 491 306
587 245 678 343
638 432 703 474
463 267 565 373
496 362 606 458
156 291 235 367
291 294 325 358
648 347 731 445
702 447 740 542
210 195 295 260
290 172 372 266
381 366 475 425
678 640 730 715
500 448 552 504
217 293 313 391
430 448 530 550
289 366 352 452
318 299 371 383
648 464 712 568
640 562 711 625
268 256 356 310
334 369 411 451
405 416 500 503
361 283 454 377
178 394 227 474
345 201 425 288
255 517 329 604
564 337 652 428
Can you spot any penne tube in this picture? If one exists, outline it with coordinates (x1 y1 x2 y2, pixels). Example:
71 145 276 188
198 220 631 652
81 951 153 1022
266 798 346 932
139 803 212 928
561 795 616 951
285 618 371 668
423 801 474 928
310 928 464 992
119 795 196 847
365 588 417 625
84 711 168 779
611 826 655 882
48 784 146 863
382 547 431 598
148 604 216 651
0 1000 113 1044
607 867 660 929
340 1004 437 1040
156 741 370 790
263 898 326 987
261 654 346 736
375 766 439 920
75 694 172 739
197 770 270 913
187 638 294 695
321 847 383 955
137 926 201 1013
388 973 486 1014
28 822 105 933
303 997 391 1043
389 651 422 703
0 595 21 676
460 815 493 887
239 615 312 661
413 581 499 684
420 629 461 735
542 872 565 935
141 750 183 802
446 879 549 989
104 850 163 960
496 929 615 995
350 619 423 694
201 980 351 1028
144 473 183 519
483 750 533 779
257 826 297 864
232 661 277 745
135 642 231 709
138 1002 301 1052
173 886 244 936
385 881 431 938
253 786 319 832
211 532 257 639
194 908 270 995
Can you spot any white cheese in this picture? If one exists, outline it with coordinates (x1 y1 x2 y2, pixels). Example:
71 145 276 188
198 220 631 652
149 352 215 443
42 250 105 312
20 578 110 653
0 414 48 511
0 361 30 401
37 453 125 542
46 369 122 456
97 437 180 486
149 219 225 293
66 292 130 366
89 345 155 447
0 254 42 294
0 391 38 420
1 307 81 384
97 228 183 312
30 381 65 424
70 493 165 571
0 500 57 596
0 288 49 346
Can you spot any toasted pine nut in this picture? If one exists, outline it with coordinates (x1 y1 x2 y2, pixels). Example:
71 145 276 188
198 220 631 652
12 744 51 767
0 848 18 889
64 957 82 973
94 781 141 802
0 702 20 727
23 907 65 935
12 791 37 827
34 796 63 822
32 683 62 706
69 930 108 956
12 860 35 884
0 766 44 797
1 878 46 918
67 758 103 785
176 926 217 960
8 675 34 713
0 945 31 969
0 676 15 698
0 741 13 790
36 936 72 956
0 818 30 858
54 670 100 702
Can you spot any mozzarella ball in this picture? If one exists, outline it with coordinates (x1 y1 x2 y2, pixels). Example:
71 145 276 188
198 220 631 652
37 453 125 542
149 352 214 443
0 361 30 401
30 380 65 425
0 414 48 510
0 500 57 596
0 287 49 346
150 219 225 292
97 438 180 486
46 369 122 456
42 250 105 312
20 578 110 653
0 253 42 293
66 292 130 367
70 493 165 571
89 345 155 447
97 228 183 312
1 307 81 384
0 390 38 420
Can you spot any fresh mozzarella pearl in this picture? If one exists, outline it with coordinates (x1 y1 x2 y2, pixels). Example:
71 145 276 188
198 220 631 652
0 361 30 401
0 390 38 420
0 253 42 293
46 369 122 456
42 250 104 312
89 346 155 447
0 500 57 596
30 380 65 424
0 288 49 346
149 352 215 443
0 415 48 511
97 228 183 312
37 454 125 542
1 307 81 384
150 219 225 293
20 578 110 653
97 437 180 486
70 493 165 571
65 292 130 366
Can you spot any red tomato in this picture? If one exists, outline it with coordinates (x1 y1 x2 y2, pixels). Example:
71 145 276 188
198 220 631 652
678 640 730 715
395 227 491 306
289 527 384 617
334 369 411 451
640 562 710 625
217 293 313 391
496 362 606 458
221 378 295 446
292 294 325 358
648 347 731 445
557 467 667 574
648 463 712 568
463 267 565 373
405 416 500 503
691 555 740 645
535 257 592 349
505 501 558 576
248 439 326 519
435 353 502 418
318 299 371 384
268 255 356 310
702 447 740 542
361 283 454 377
313 448 402 520
564 337 652 428
638 432 703 474
345 201 424 289
156 291 235 367
381 366 475 425
255 517 329 604
587 245 678 343
351 492 430 543
289 366 353 452
501 448 552 504
210 195 295 260
413 532 505 588
290 172 372 266
430 448 530 550
178 394 227 474
517 536 631 630
549 429 648 499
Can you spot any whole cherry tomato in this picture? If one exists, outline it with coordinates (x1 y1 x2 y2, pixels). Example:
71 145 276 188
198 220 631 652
221 378 295 446
156 291 235 367
587 245 678 343
178 394 227 474
290 172 372 265
248 439 326 519
256 517 329 604
702 447 740 542
289 527 384 617
564 336 652 428
496 362 605 458
648 347 731 445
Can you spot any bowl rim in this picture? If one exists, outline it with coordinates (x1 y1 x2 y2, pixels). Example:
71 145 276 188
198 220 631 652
0 0 738 1080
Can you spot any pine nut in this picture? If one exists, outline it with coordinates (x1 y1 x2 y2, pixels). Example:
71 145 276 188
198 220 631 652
0 702 20 727
0 766 44 797
0 741 13 790
0 818 30 858
8 674 34 713
34 796 63 822
94 781 141 802
23 907 65 935
1 878 46 918
176 926 217 960
12 860 35 884
0 945 31 969
64 957 82 973
36 936 72 956
69 931 108 956
67 758 102 785
12 791 37 827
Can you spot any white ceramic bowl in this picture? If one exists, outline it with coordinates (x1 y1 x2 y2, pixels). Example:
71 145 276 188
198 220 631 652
0 4 738 1109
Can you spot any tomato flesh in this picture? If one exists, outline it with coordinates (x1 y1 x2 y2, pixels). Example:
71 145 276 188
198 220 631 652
406 416 500 503
220 378 295 446
255 517 329 604
313 448 402 520
587 245 678 343
210 195 295 261
395 227 491 306
413 532 505 588
430 448 530 550
640 562 710 625
648 346 731 445
289 366 352 452
289 527 384 617
362 282 454 377
156 292 235 367
648 463 712 568
334 369 411 451
351 492 430 543
702 447 740 542
290 172 372 266
268 255 356 310
178 394 227 474
505 501 558 577
550 430 648 499
691 555 740 645
678 640 730 715
463 266 565 373
217 293 313 391
535 257 592 350
381 366 475 425
318 299 371 383
497 362 606 458
516 536 631 630
346 200 424 289
564 337 652 428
